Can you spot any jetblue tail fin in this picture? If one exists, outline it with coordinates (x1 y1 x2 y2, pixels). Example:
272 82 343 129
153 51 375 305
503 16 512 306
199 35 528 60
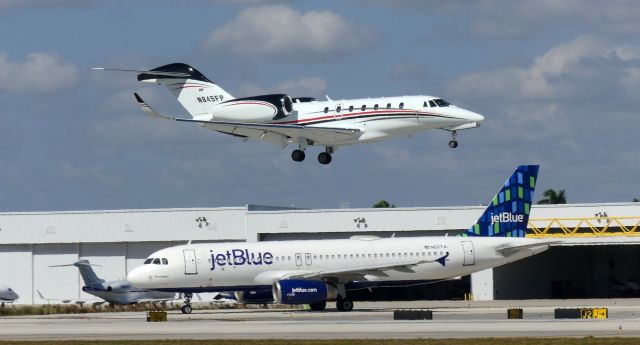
137 63 234 116
463 165 540 238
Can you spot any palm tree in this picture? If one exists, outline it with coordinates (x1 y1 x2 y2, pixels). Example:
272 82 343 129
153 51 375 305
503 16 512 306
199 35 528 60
537 189 567 204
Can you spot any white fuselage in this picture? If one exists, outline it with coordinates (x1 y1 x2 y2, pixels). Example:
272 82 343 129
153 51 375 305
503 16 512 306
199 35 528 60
204 95 484 146
128 236 547 292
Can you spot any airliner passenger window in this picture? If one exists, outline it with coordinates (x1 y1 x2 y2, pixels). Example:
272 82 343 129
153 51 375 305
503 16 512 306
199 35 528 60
349 105 354 112
324 107 329 113
374 104 379 110
399 102 404 109
387 103 391 109
336 106 342 113
144 258 153 264
434 99 450 107
429 100 437 107
162 258 168 265
153 258 161 265
361 105 366 111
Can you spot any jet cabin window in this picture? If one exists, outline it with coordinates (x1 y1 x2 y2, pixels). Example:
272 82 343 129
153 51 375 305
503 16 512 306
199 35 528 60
324 107 329 113
336 106 342 113
374 104 379 110
349 105 354 112
399 102 404 109
361 105 366 111
387 103 391 109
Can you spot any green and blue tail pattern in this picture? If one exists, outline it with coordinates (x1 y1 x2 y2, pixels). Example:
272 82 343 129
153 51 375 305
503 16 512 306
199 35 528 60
463 165 540 238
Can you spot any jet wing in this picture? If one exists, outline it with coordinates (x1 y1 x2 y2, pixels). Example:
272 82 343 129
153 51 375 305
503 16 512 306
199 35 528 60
134 93 360 146
496 241 558 257
279 253 450 283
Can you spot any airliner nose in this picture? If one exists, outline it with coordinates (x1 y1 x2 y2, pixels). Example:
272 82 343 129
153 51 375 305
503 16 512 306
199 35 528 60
127 266 147 288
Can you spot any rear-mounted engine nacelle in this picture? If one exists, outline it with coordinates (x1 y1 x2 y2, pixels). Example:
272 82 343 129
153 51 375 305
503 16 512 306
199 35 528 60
272 280 337 305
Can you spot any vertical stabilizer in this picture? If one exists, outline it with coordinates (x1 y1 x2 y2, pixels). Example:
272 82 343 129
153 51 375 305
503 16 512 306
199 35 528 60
463 165 540 238
137 63 234 116
73 260 105 286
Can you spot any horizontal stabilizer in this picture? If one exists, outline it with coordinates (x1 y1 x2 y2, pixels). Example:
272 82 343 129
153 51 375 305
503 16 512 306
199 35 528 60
92 67 190 78
134 93 178 121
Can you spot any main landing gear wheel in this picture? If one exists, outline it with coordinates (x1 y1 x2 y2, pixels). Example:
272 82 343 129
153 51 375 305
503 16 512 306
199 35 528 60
181 304 193 314
336 297 354 312
309 301 327 311
291 149 306 162
318 152 332 165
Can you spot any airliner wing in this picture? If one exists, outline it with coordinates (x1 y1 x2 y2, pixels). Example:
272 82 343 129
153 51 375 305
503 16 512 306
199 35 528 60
134 93 360 145
281 253 449 282
496 241 557 257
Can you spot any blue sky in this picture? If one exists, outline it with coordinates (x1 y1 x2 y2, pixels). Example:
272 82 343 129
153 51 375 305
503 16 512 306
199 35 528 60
1 0 640 211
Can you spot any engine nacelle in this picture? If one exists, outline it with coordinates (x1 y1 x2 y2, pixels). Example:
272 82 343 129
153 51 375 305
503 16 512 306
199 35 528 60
234 290 274 304
272 280 337 305
212 94 294 122
105 281 131 293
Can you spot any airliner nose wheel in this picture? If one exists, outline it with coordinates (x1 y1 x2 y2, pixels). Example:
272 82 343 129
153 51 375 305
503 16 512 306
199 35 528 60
336 297 354 312
181 304 193 314
448 130 458 148
291 149 306 162
181 292 193 314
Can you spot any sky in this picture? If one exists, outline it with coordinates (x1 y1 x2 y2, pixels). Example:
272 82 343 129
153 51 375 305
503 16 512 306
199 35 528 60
1 0 640 212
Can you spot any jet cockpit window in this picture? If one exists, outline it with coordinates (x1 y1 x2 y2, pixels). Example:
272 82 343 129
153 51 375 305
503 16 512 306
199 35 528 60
162 258 168 265
423 101 428 108
429 100 437 107
153 258 161 265
144 258 154 264
434 99 450 107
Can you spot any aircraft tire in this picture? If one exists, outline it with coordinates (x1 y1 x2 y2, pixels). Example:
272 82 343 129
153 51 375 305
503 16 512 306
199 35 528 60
181 305 193 314
318 152 332 165
448 140 458 148
292 149 305 162
336 298 353 312
309 301 326 311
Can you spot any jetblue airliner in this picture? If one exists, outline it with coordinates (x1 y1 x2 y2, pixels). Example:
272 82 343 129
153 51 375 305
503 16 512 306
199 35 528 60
128 165 548 314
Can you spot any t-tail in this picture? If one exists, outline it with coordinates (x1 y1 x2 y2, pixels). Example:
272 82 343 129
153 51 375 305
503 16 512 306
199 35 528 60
463 165 540 238
137 63 234 116
73 260 105 286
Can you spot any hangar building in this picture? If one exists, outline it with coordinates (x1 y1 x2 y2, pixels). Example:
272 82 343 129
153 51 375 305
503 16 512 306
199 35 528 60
1 203 639 304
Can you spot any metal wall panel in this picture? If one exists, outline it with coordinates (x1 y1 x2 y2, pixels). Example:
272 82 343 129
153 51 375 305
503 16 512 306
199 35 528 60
33 244 79 304
0 245 32 304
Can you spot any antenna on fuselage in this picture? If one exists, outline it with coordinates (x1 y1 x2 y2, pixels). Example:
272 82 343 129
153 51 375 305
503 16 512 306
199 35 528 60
325 95 333 101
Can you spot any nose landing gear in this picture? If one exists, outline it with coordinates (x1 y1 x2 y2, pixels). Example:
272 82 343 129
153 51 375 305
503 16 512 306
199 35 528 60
448 130 459 148
181 293 193 314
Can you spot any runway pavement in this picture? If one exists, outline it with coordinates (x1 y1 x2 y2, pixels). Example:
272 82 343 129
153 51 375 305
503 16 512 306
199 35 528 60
1 300 639 340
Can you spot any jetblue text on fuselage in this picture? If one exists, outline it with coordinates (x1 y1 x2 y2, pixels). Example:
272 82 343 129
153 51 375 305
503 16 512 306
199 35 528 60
210 249 273 270
490 212 524 225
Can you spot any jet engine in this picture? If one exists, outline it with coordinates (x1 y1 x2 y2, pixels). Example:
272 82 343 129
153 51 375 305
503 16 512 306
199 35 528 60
272 280 337 305
212 94 294 122
234 290 274 304
105 281 132 293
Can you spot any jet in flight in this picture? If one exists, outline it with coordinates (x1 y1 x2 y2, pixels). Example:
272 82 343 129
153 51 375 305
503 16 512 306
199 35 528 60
0 285 18 305
94 63 484 164
128 165 550 313
48 260 176 305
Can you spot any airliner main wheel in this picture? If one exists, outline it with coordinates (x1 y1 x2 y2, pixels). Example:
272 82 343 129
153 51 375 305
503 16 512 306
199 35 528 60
336 298 353 312
292 149 306 162
448 140 458 148
309 301 327 311
181 305 192 314
318 152 332 165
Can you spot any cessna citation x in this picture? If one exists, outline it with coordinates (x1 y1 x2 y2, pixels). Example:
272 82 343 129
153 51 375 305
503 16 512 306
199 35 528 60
128 165 551 314
95 63 484 164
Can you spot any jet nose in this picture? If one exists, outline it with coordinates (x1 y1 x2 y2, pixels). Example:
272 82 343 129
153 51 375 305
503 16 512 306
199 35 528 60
467 110 485 122
127 266 149 288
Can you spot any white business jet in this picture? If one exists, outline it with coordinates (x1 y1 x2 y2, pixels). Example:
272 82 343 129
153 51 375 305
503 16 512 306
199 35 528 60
0 285 19 305
128 165 550 314
94 63 484 164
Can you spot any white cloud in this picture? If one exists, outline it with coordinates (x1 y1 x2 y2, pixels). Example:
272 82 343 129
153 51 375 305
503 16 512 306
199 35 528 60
0 52 78 92
447 35 640 102
202 5 375 61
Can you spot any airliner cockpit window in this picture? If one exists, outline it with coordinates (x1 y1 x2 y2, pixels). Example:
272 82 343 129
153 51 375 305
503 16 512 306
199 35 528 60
429 100 437 107
434 99 450 107
153 258 161 265
162 258 168 265
144 258 154 264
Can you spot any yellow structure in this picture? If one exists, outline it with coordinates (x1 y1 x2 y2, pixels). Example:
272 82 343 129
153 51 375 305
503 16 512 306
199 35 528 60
528 216 640 238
